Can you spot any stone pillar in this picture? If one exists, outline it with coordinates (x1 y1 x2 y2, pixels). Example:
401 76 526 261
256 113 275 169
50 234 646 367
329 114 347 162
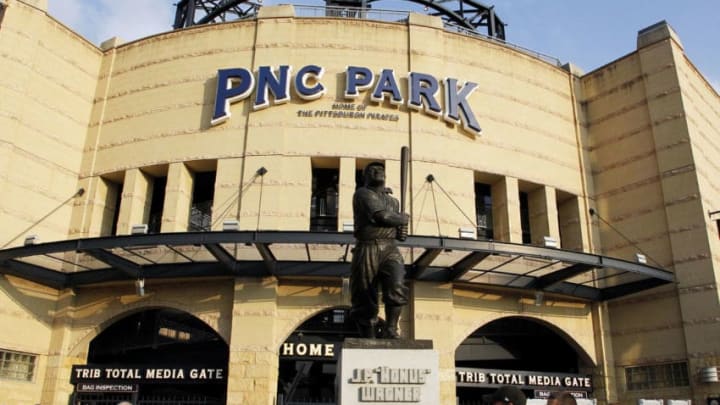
40 290 85 405
491 177 522 243
338 157 356 232
162 162 194 232
590 302 618 404
212 158 244 231
528 186 560 246
412 282 456 404
227 278 279 405
116 168 152 235
559 196 590 251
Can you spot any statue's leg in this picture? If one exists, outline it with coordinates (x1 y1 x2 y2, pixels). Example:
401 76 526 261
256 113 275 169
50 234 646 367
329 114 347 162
350 243 380 338
379 247 409 339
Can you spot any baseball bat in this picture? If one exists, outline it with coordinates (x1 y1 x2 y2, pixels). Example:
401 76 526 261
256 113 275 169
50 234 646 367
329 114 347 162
400 146 409 215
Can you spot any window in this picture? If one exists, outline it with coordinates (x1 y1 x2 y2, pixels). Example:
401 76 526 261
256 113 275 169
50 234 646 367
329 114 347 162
519 191 531 244
147 176 167 234
189 171 216 231
0 2 6 28
0 349 36 381
474 183 493 239
625 362 689 391
109 182 123 236
310 168 339 232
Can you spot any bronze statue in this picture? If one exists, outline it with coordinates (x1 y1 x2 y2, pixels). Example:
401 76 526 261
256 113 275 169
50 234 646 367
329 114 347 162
350 161 409 339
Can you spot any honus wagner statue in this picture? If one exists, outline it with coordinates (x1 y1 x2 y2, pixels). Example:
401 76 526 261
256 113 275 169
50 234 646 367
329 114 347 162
350 151 410 339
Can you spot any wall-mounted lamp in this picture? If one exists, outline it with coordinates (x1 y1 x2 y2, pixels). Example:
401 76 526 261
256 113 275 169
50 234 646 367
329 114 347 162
222 219 240 232
543 236 558 248
635 253 647 264
256 167 268 176
24 235 39 246
131 224 148 235
534 291 544 307
459 227 475 239
701 366 719 383
135 278 145 297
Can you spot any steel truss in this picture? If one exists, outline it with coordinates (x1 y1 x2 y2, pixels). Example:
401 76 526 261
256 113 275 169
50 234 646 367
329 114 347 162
173 0 506 39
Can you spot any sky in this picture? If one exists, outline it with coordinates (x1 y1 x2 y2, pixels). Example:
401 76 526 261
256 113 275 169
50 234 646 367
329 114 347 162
48 0 719 91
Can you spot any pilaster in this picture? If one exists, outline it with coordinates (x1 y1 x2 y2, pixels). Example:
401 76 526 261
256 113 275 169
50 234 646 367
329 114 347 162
162 162 193 232
40 290 84 405
492 177 522 243
412 282 456 404
338 157 356 232
227 278 280 405
212 158 244 230
116 168 152 235
528 186 560 246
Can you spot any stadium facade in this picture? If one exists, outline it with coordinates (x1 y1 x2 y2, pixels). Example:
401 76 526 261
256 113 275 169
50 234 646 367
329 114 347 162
0 0 719 404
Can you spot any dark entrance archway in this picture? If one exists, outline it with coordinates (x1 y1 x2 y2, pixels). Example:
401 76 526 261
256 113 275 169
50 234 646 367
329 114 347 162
72 308 229 405
455 317 594 403
277 307 379 405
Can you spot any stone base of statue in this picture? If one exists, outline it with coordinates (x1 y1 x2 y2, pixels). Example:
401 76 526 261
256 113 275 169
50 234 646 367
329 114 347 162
338 338 439 405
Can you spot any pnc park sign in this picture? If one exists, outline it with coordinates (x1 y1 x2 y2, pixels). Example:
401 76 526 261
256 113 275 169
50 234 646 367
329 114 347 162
211 65 482 136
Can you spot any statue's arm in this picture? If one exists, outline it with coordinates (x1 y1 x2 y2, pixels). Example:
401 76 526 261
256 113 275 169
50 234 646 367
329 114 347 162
372 209 408 227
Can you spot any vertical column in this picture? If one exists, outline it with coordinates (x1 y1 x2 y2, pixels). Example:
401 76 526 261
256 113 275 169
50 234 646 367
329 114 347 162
227 278 279 405
491 177 522 243
529 186 560 246
116 168 151 235
212 158 244 231
338 157 356 232
590 302 618 404
413 282 456 404
68 177 105 238
558 196 590 251
161 162 193 232
41 290 85 405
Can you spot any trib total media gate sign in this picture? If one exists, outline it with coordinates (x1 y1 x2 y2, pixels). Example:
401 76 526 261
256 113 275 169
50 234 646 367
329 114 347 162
456 367 593 394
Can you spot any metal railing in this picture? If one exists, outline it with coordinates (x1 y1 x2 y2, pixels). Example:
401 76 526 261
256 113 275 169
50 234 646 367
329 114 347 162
295 5 409 23
292 5 561 67
445 24 562 66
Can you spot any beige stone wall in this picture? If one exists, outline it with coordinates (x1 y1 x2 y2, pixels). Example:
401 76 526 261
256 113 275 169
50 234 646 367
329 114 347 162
0 2 100 403
582 23 720 403
674 44 720 401
63 7 583 242
0 0 101 248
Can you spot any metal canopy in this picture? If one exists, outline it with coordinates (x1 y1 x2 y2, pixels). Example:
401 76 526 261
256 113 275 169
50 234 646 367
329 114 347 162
0 231 673 301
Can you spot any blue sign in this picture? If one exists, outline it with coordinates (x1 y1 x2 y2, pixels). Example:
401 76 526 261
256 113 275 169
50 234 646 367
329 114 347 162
211 65 481 136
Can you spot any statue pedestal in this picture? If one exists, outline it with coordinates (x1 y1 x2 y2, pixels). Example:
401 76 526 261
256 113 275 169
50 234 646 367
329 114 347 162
338 338 439 405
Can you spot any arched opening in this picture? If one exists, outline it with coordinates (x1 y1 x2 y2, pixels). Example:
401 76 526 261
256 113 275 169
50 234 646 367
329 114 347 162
71 308 228 405
277 307 378 404
455 317 594 403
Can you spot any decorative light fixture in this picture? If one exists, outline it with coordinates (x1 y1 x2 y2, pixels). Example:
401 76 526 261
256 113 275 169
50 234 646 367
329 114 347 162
131 224 148 235
222 219 240 231
458 227 475 239
543 236 558 248
701 366 719 383
135 278 145 297
23 235 39 246
635 253 647 264
256 166 268 176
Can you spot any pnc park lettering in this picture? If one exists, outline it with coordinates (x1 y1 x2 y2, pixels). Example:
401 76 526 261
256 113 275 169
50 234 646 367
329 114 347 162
211 65 481 136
